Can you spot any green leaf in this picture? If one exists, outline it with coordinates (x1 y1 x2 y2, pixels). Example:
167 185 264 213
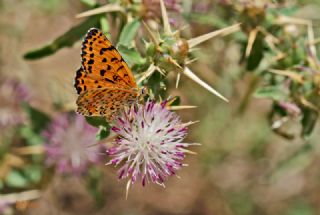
22 103 51 133
23 165 42 184
117 44 146 66
5 170 29 188
85 116 109 127
23 16 101 60
19 126 44 145
246 33 265 71
254 86 287 101
100 16 110 35
118 19 141 47
96 126 110 140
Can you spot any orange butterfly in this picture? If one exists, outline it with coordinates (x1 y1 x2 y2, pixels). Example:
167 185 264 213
74 28 144 122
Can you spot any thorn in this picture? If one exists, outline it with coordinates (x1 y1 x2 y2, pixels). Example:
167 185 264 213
173 25 189 36
188 23 241 48
167 56 182 69
183 67 229 102
126 179 131 200
160 0 172 34
142 21 159 45
269 69 304 83
168 105 197 111
76 4 124 18
245 28 259 58
137 64 157 84
180 120 200 127
0 190 41 203
182 149 197 155
185 58 198 65
175 72 181 88
12 145 44 155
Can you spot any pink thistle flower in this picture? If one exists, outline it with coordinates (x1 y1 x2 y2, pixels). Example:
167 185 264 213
107 100 194 187
0 78 30 128
44 114 103 174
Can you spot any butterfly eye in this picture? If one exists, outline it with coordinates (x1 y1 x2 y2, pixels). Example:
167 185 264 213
140 87 148 96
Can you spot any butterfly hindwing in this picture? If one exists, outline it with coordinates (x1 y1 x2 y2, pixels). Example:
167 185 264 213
76 88 137 121
81 28 137 88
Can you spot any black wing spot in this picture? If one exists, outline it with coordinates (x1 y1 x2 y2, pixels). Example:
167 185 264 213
117 65 124 71
106 46 115 51
76 87 82 94
111 57 118 62
100 48 107 55
76 69 82 78
105 78 115 84
102 58 107 62
100 70 106 76
88 59 94 64
90 53 94 58
81 51 87 56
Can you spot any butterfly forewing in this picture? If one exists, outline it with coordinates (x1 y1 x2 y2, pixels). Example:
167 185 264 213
81 28 137 88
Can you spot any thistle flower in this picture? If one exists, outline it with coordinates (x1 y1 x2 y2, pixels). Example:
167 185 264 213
44 114 103 174
107 100 196 187
0 78 30 128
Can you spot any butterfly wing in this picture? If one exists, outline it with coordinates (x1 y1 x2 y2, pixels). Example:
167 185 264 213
80 28 137 88
76 88 137 121
74 28 140 120
74 67 109 94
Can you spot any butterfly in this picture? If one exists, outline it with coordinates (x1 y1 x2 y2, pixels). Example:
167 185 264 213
74 28 145 122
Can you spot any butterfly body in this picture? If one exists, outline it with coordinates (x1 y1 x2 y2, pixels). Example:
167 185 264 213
74 28 140 122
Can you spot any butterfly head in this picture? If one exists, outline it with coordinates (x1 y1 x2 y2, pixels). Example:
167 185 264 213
138 86 148 99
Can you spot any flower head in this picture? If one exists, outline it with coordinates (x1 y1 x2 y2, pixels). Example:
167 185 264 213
107 100 193 187
0 78 30 128
44 114 103 174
